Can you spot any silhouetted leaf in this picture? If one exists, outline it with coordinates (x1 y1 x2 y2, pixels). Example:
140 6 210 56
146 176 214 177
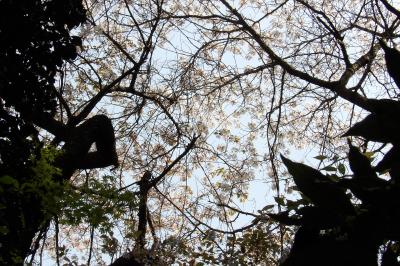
375 145 400 173
274 196 286 206
321 166 336 172
281 155 354 214
314 155 328 161
379 39 400 90
338 164 346 175
343 113 400 143
339 177 389 205
261 204 274 211
348 140 377 180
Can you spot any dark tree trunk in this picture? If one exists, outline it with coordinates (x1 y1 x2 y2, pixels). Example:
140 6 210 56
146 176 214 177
0 114 118 264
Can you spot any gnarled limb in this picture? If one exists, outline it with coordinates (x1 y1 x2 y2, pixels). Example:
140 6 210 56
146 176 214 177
56 114 118 179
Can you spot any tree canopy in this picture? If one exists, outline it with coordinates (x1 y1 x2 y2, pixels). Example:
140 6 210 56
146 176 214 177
1 0 400 265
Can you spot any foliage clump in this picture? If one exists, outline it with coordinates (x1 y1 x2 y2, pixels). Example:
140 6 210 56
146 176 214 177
276 41 400 265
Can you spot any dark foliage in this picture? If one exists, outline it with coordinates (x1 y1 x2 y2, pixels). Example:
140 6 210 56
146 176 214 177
375 145 400 174
379 39 400 90
281 156 354 216
0 0 85 116
110 255 144 266
342 113 400 143
0 1 87 264
278 143 400 265
277 43 400 265
347 140 377 179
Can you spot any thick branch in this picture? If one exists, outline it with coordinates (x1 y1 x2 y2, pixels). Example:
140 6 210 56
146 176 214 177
149 136 198 187
72 65 138 126
29 112 68 139
380 0 400 19
136 171 152 249
218 0 379 113
56 114 118 180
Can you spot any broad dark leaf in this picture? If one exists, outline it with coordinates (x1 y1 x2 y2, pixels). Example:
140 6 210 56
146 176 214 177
268 211 301 226
339 177 389 205
375 145 400 173
343 113 400 143
281 155 354 214
379 39 400 91
348 140 378 180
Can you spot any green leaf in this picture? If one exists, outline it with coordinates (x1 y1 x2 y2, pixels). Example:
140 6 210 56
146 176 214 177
286 199 300 210
338 164 346 175
321 166 336 172
0 175 19 188
262 204 275 211
0 225 9 235
363 151 375 160
314 155 327 161
327 174 340 182
274 196 286 206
